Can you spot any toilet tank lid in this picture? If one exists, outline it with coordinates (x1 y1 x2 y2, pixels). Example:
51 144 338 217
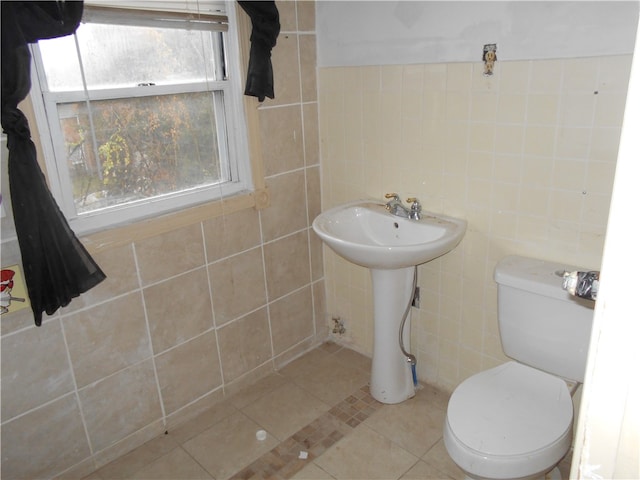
494 255 591 301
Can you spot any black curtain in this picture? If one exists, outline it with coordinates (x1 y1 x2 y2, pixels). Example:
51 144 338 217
1 1 106 326
238 1 280 102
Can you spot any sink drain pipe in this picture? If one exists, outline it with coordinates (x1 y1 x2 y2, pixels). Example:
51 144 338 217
399 266 418 387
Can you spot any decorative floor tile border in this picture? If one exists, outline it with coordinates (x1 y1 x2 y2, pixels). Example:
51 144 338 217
234 384 382 479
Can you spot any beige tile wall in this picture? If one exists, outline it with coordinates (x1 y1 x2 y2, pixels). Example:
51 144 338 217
0 2 322 479
318 55 632 393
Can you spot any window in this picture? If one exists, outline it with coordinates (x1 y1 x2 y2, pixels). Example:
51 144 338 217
30 1 251 234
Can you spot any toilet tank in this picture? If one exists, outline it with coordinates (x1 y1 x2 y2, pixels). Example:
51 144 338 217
494 255 595 382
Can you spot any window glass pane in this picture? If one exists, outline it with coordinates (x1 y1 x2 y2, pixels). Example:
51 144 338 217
37 34 85 90
57 92 224 214
39 23 218 91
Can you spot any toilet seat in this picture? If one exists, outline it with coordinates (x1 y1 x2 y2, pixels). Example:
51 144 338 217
445 362 574 479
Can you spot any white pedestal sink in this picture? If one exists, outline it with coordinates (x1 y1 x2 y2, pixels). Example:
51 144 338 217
313 200 467 404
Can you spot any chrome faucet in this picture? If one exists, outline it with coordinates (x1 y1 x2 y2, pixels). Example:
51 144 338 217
384 193 422 220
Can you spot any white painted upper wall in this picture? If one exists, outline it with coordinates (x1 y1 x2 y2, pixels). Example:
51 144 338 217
316 1 640 67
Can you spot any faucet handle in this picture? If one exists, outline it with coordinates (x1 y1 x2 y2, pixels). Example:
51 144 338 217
384 193 401 212
406 197 422 219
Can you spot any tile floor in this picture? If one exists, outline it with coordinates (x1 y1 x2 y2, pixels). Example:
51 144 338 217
83 342 572 480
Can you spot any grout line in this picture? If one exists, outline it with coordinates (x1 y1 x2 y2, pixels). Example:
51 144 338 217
133 243 167 424
201 221 226 388
263 164 309 180
59 317 96 457
257 204 277 367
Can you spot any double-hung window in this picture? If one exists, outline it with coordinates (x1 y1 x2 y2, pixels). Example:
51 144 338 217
30 1 251 234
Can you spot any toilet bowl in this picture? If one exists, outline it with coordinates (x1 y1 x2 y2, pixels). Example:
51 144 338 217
444 362 573 480
442 256 594 480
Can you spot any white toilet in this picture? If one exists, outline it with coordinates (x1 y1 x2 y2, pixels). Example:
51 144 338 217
444 255 595 480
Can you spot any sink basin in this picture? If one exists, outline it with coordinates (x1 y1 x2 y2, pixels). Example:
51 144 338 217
312 200 467 269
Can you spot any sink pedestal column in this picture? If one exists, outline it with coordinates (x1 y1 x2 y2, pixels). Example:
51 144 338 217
369 266 416 404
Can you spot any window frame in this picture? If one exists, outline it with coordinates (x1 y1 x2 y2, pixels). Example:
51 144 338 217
28 1 262 237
